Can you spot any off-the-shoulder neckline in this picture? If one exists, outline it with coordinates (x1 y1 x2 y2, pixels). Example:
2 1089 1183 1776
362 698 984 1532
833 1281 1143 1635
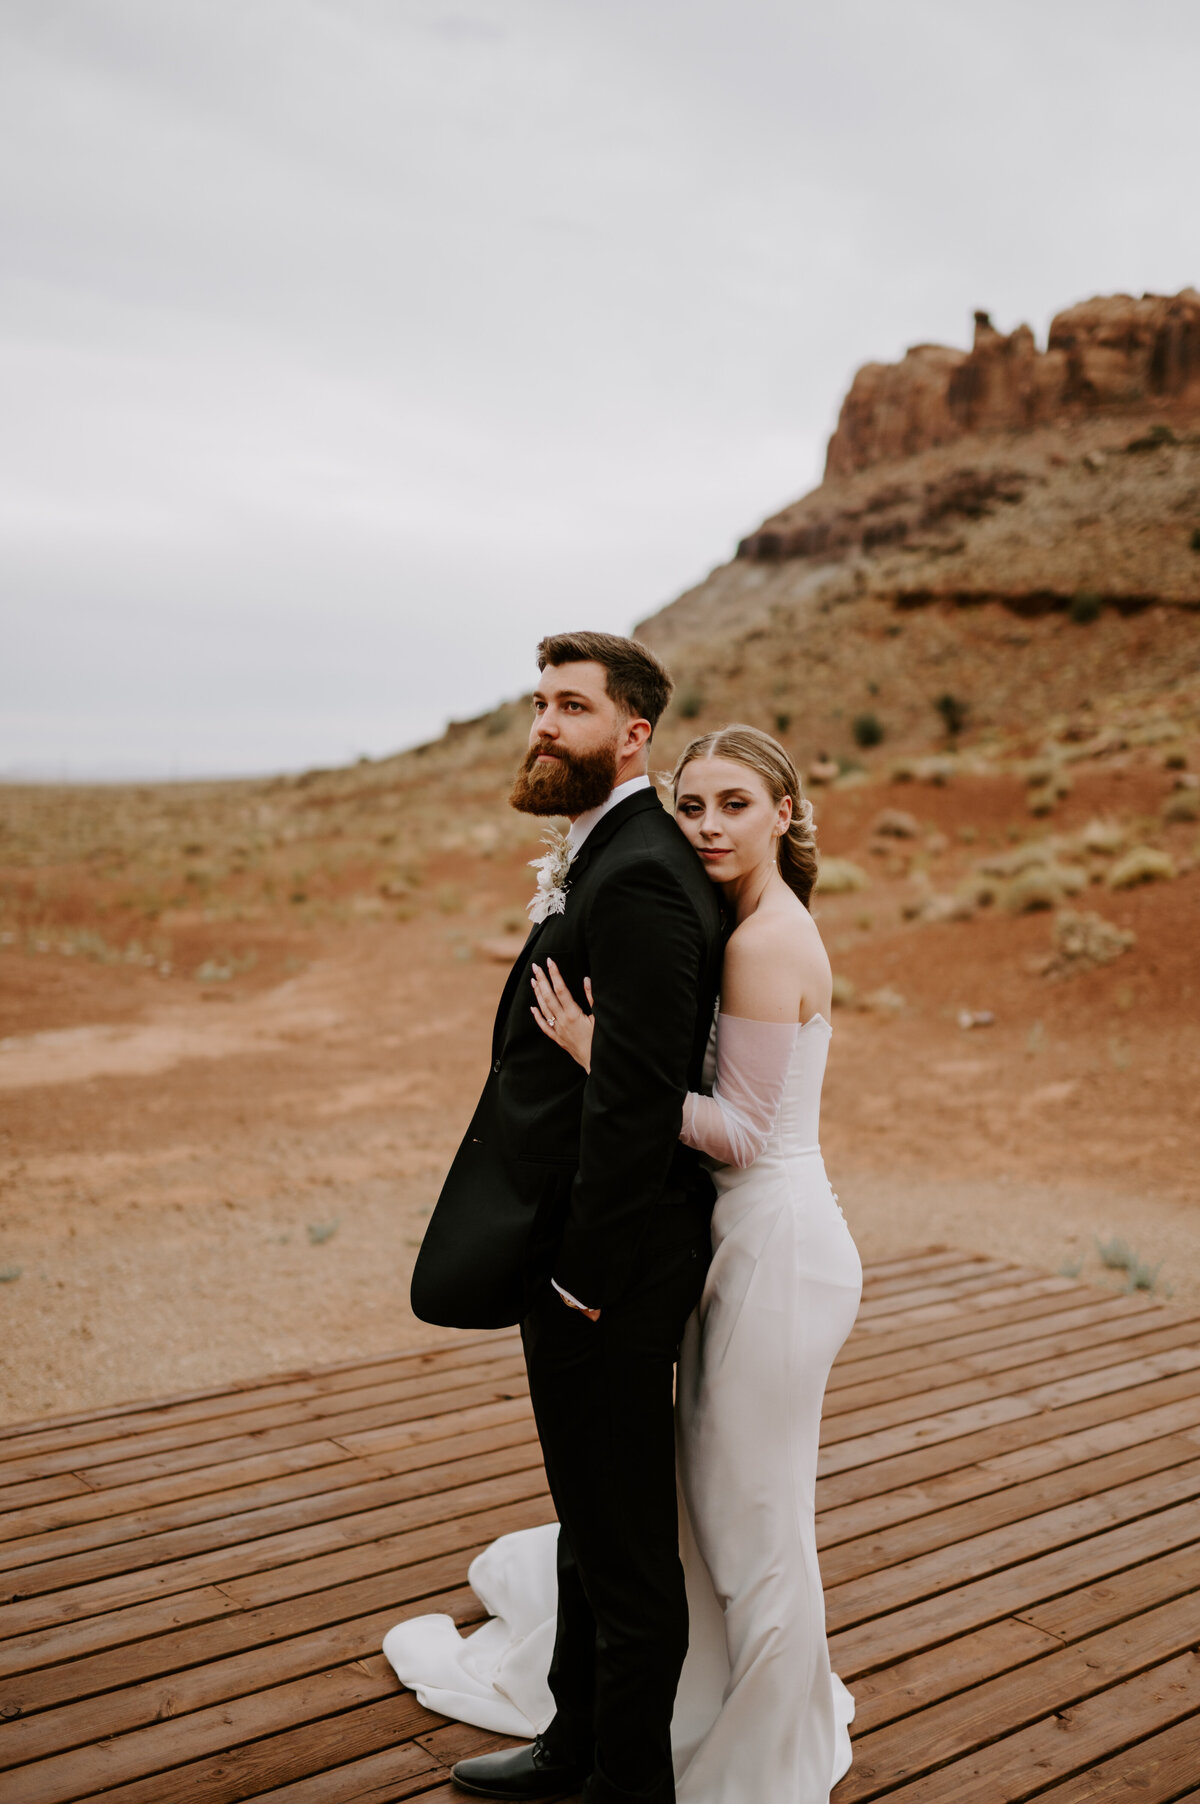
718 1010 831 1032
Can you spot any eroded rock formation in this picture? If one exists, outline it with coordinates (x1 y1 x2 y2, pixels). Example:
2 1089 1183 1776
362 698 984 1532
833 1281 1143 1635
824 289 1200 479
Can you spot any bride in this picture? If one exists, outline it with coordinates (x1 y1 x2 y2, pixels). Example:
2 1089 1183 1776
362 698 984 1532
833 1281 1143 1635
386 725 862 1802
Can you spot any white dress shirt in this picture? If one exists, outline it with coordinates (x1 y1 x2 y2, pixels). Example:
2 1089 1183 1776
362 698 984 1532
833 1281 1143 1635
565 772 653 861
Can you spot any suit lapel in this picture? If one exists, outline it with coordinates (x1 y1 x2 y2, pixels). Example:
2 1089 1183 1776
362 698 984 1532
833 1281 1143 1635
490 789 664 1059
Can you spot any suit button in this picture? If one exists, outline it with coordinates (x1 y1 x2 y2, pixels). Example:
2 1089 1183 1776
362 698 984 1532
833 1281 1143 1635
493 1059 502 1073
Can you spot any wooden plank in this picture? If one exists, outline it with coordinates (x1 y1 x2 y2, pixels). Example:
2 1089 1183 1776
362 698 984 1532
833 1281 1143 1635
830 1285 1160 1368
0 1476 92 1515
1016 1541 1200 1643
849 1545 1200 1738
217 1490 556 1611
0 1534 495 1691
0 1441 368 1547
0 1333 518 1451
817 1396 1200 1547
844 1652 1200 1804
73 1380 533 1492
0 1585 245 1680
852 1248 957 1280
818 1434 1200 1585
857 1259 1013 1300
0 1360 531 1487
851 1276 1093 1336
0 1344 521 1471
1020 1345 1200 1411
0 1417 542 1558
824 1293 1164 1390
0 1590 476 1768
837 1591 1199 1800
816 1364 1200 1501
0 1474 553 1639
0 1438 545 1582
0 1564 480 1713
335 1395 534 1459
212 1739 483 1804
825 1456 1200 1628
3 1663 440 1804
825 1310 1199 1416
47 1694 444 1804
828 1500 1200 1674
849 1617 1061 1735
819 1396 1041 1475
823 1326 1200 1444
1 1453 546 1604
1029 1715 1200 1804
853 1268 1061 1321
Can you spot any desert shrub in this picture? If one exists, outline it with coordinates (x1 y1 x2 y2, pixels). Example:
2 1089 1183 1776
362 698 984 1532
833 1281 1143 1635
774 711 792 733
1190 527 1200 552
1078 818 1127 856
852 712 884 748
1126 423 1176 452
1068 592 1103 625
1106 845 1176 889
830 973 856 1008
1003 864 1087 913
1045 909 1135 977
1095 1234 1163 1293
676 688 704 720
1164 788 1199 823
815 857 869 894
935 693 968 737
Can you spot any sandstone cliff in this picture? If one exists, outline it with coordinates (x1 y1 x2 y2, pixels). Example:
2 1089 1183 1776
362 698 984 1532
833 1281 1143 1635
824 289 1200 478
635 290 1200 762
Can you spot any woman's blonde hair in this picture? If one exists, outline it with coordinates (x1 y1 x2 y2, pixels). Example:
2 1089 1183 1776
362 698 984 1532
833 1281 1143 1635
671 724 819 907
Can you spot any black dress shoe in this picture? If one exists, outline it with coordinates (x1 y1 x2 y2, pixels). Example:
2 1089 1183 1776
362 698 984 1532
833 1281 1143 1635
452 1735 588 1799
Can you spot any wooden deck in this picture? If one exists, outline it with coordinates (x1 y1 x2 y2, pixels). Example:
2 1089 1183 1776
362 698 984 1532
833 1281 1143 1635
1 1249 1198 1802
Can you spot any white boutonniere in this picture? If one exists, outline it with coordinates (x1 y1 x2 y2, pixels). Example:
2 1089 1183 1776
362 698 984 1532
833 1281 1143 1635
527 827 573 923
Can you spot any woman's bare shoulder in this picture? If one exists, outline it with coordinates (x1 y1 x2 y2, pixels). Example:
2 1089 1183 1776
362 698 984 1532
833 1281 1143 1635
722 890 830 1021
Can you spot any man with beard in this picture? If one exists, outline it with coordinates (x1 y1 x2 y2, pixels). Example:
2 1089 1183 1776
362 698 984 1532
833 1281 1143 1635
410 631 723 1804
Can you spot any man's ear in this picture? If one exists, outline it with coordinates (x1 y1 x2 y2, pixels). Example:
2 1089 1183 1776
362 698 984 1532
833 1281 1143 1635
623 716 653 759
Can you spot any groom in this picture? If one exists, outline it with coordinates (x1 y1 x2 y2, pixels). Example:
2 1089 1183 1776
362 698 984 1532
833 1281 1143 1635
411 631 723 1803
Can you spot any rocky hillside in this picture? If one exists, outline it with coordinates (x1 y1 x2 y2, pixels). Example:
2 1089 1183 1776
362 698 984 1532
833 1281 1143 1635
639 289 1200 765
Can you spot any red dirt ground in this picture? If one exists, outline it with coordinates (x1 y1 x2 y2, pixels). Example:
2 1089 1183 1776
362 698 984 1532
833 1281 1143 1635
1 748 1197 1424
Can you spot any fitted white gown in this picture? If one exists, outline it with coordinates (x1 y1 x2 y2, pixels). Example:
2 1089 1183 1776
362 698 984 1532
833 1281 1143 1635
385 1011 862 1801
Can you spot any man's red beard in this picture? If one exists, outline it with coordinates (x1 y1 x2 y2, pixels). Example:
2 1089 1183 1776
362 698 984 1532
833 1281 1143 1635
509 737 621 816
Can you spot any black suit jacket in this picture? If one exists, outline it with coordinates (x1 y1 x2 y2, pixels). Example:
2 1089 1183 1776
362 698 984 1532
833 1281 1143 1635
410 787 724 1329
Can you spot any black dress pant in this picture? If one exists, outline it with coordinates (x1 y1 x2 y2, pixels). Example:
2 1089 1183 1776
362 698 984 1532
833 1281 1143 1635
521 1200 711 1804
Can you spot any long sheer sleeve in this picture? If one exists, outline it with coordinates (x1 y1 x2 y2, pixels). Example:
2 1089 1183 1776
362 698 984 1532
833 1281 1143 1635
680 1013 797 1169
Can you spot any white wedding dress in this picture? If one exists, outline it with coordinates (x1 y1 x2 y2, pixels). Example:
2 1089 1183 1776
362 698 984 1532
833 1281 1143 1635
385 1011 862 1801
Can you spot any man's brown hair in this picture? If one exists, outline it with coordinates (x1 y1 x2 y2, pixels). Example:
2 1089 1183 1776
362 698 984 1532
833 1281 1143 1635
536 631 674 732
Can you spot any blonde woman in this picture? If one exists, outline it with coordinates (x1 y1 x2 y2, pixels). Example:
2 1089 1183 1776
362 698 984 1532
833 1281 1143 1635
388 725 861 1803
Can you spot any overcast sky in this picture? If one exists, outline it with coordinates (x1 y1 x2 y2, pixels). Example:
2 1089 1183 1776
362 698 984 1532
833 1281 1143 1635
3 0 1197 778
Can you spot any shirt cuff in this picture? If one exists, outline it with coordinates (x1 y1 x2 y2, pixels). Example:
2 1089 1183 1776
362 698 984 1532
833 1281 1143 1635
551 1278 596 1312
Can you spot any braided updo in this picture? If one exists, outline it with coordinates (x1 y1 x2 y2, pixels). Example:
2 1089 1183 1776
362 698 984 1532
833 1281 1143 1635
671 724 819 907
